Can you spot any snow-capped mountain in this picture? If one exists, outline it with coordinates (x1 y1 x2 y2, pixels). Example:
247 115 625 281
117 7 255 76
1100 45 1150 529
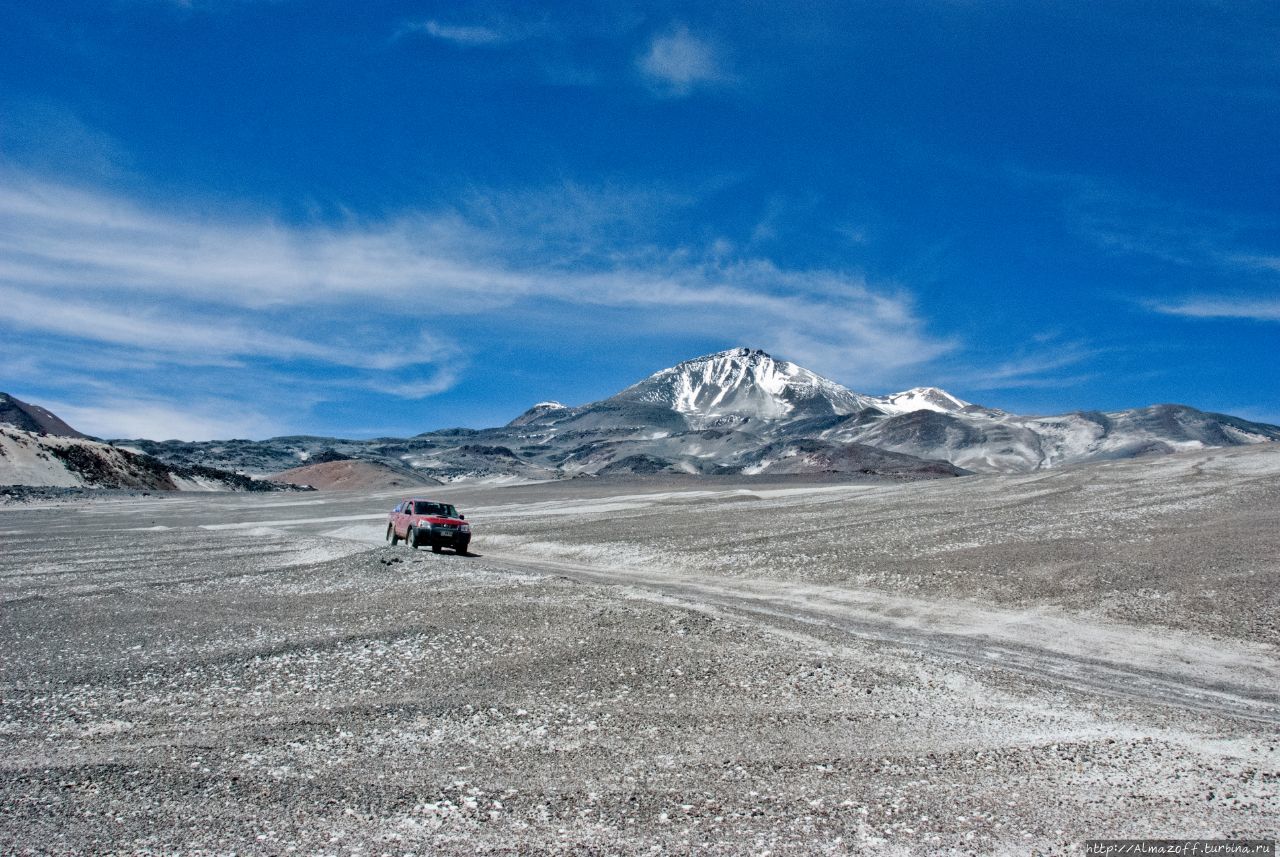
499 348 1279 476
873 387 976 415
612 347 878 427
471 347 1279 478
10 348 1276 488
594 348 990 427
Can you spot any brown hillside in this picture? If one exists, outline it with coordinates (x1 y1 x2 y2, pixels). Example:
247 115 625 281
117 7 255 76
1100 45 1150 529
0 393 90 439
271 459 438 491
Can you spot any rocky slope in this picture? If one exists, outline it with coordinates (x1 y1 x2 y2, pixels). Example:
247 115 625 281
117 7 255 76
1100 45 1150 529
0 393 90 439
827 401 1279 473
0 426 297 491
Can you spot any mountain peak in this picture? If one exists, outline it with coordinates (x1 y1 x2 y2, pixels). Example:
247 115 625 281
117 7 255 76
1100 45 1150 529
712 346 772 361
877 387 972 415
507 400 571 428
614 348 875 427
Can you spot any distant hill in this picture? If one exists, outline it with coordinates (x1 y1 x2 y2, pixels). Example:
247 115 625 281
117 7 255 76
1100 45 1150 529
271 459 439 491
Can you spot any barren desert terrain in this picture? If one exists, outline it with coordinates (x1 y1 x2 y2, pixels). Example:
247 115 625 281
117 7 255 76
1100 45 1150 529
2 444 1278 854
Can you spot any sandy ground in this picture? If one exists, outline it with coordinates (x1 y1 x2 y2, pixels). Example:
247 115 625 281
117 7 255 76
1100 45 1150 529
1 445 1278 854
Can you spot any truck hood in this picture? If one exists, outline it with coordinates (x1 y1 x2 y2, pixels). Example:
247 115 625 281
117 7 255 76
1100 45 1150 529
415 516 466 526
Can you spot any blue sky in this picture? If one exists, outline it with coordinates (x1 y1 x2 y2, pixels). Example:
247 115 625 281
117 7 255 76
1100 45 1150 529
1 0 1277 439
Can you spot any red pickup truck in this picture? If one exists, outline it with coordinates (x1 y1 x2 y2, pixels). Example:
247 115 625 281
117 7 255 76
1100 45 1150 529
387 498 471 554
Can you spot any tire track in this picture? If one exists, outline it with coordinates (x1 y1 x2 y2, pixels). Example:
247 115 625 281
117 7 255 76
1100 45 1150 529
482 550 1280 726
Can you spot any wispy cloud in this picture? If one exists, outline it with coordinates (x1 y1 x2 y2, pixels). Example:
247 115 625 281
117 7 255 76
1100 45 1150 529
1016 169 1280 276
1148 297 1280 322
0 178 538 308
1225 254 1280 274
397 19 512 47
393 15 733 95
47 396 286 442
1024 171 1280 329
637 26 730 97
940 340 1102 393
0 171 959 436
0 286 448 370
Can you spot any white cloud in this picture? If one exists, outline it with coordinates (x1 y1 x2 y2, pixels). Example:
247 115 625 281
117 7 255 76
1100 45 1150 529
365 368 460 400
0 179 540 308
638 26 729 96
0 173 950 374
1225 254 1280 274
564 260 956 379
1024 171 1280 331
400 19 509 47
912 334 1104 394
0 171 958 435
46 397 284 442
0 285 467 375
1148 297 1280 322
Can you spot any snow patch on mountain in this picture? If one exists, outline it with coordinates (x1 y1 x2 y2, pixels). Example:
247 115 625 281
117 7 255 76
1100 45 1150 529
875 386 973 415
614 348 877 427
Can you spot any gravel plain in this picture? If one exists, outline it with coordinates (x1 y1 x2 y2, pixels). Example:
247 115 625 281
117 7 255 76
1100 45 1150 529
2 444 1278 855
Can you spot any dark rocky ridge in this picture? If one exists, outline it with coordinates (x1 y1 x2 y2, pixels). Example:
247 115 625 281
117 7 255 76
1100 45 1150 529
0 393 89 439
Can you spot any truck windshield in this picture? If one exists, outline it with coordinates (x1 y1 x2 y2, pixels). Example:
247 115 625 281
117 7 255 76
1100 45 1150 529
413 502 457 517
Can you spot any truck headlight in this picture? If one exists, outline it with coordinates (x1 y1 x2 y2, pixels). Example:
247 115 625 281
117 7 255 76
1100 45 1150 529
460 524 471 533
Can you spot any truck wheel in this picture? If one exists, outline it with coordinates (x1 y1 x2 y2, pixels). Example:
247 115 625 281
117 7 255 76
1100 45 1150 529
389 525 400 546
407 527 418 549
385 524 393 543
431 544 442 553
